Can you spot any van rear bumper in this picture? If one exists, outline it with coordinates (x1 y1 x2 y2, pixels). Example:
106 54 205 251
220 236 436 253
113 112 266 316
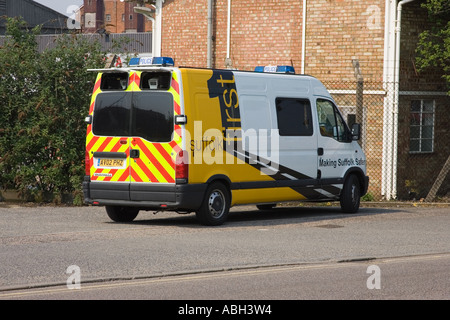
83 177 207 211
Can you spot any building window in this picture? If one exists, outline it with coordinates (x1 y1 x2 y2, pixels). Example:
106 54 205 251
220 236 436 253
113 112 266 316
106 14 111 22
122 14 125 21
410 99 435 153
129 14 133 20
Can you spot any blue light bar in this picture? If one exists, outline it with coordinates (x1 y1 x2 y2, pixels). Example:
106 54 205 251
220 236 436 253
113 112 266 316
127 57 175 67
254 65 295 74
254 66 265 73
152 57 175 66
128 57 140 66
276 66 295 74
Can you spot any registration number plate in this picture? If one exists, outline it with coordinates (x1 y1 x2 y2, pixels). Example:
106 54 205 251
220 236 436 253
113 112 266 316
97 158 125 168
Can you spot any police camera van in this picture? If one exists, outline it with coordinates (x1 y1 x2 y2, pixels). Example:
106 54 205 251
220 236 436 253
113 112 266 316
83 57 369 225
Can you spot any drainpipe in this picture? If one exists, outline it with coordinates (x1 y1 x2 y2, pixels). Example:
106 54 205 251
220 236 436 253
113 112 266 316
225 0 232 68
391 0 415 199
301 0 307 74
207 0 213 68
154 0 163 57
382 0 396 199
382 0 414 200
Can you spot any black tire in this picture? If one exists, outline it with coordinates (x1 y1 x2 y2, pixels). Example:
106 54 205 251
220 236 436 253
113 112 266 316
340 174 361 213
256 204 276 210
106 206 139 222
196 182 230 226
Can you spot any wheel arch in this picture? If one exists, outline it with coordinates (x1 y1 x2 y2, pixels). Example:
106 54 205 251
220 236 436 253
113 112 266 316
343 167 368 196
205 174 232 200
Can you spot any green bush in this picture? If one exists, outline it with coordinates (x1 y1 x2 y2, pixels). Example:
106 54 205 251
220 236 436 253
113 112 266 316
362 192 375 202
0 17 105 204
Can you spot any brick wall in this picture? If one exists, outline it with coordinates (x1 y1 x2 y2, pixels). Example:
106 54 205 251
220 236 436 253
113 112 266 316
162 0 386 81
399 1 446 92
162 0 302 70
162 0 208 67
305 0 385 82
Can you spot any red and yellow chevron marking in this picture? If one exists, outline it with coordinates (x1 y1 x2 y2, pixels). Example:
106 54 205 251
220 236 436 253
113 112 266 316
130 138 175 183
128 71 141 91
89 136 130 182
169 71 182 155
86 69 183 185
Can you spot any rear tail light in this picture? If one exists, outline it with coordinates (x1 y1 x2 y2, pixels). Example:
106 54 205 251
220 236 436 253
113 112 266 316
175 150 188 183
85 150 91 176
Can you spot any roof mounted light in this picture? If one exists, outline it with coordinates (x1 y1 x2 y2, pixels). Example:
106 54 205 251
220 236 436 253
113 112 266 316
128 57 141 66
128 56 175 67
152 57 174 66
255 65 295 74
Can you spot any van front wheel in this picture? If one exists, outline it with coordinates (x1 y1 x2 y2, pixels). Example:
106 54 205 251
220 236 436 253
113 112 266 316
196 182 230 226
106 206 139 222
340 175 361 213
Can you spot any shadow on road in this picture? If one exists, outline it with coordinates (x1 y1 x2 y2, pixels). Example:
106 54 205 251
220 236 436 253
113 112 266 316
119 205 400 229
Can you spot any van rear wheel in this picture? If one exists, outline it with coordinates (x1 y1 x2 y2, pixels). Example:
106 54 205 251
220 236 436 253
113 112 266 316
106 206 139 222
196 182 230 226
340 174 361 213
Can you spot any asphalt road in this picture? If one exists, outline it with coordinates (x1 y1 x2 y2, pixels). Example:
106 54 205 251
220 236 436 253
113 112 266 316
0 202 449 301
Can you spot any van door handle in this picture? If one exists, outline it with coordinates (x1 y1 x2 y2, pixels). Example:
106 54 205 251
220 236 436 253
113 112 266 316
130 149 140 159
318 148 324 156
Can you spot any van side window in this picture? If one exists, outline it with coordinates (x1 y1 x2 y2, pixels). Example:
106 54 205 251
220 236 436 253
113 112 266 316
316 99 350 142
275 98 313 136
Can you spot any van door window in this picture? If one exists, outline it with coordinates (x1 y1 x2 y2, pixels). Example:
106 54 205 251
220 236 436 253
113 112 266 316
316 99 350 142
92 92 174 142
275 98 313 136
132 92 174 142
93 92 131 137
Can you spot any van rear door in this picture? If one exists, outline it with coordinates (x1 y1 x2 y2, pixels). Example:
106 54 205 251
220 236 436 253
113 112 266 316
87 70 183 203
87 73 132 201
128 91 176 201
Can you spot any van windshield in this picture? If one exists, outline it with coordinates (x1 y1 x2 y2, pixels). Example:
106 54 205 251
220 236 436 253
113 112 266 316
93 92 174 142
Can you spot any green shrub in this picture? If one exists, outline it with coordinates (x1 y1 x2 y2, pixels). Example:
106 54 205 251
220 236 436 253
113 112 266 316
0 17 105 204
362 192 375 202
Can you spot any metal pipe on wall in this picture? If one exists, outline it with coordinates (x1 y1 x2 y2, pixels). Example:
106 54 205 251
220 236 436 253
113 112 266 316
207 0 213 68
301 0 307 74
391 0 415 199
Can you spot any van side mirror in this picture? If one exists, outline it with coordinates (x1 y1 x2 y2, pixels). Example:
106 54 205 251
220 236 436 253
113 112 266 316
351 123 361 141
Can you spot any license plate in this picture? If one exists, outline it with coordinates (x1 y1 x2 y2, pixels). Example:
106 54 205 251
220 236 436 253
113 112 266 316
97 158 125 168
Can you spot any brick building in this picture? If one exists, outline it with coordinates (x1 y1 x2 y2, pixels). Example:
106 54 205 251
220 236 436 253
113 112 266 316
80 0 153 33
83 0 450 200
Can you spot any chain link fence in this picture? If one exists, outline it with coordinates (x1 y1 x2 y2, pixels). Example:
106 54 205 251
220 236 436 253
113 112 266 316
324 80 450 201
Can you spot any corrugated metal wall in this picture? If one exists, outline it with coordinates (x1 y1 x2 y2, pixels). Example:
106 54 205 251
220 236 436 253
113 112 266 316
0 32 153 54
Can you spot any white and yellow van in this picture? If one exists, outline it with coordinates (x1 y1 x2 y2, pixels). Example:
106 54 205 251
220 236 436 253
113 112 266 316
83 57 369 225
